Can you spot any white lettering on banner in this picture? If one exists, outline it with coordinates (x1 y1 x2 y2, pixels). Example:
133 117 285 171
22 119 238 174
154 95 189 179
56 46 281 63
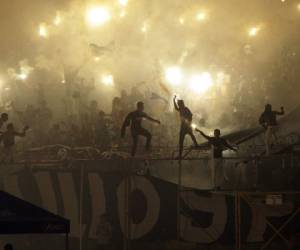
3 175 23 199
34 172 57 214
180 192 227 243
88 173 106 239
117 176 160 239
247 198 294 242
58 173 86 237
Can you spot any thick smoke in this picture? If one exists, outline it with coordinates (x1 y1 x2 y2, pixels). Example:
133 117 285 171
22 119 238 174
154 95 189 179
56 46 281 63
1 0 300 133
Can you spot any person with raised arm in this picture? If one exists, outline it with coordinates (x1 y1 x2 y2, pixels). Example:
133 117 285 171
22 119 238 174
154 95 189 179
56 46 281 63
173 95 198 159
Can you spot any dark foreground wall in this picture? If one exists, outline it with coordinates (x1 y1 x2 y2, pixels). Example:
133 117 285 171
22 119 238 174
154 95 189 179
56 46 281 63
0 160 299 249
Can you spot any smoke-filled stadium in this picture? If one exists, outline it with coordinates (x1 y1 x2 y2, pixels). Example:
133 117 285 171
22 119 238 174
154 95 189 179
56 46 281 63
0 0 300 250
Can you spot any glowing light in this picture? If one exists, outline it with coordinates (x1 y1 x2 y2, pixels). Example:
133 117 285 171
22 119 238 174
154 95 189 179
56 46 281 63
141 22 149 33
94 57 100 62
39 23 48 38
119 0 128 7
191 123 197 130
297 3 300 10
189 72 213 94
86 7 111 27
120 10 126 18
248 26 260 37
102 74 114 86
53 14 62 26
17 73 28 81
196 11 207 21
165 66 183 86
179 18 184 24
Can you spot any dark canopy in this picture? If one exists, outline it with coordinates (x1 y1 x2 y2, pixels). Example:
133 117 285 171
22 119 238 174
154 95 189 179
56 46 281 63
0 191 70 234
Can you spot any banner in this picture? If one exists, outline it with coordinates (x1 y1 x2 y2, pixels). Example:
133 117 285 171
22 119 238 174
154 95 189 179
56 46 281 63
1 160 299 249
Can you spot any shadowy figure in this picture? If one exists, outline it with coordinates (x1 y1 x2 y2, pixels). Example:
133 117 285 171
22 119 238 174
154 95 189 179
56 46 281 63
0 113 8 130
259 104 285 156
121 101 160 157
95 111 110 149
173 95 198 159
196 128 237 189
196 129 237 158
0 123 29 163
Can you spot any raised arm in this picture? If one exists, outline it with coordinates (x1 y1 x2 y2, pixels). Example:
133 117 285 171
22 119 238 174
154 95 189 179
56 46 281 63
121 113 132 138
173 96 179 111
274 106 285 116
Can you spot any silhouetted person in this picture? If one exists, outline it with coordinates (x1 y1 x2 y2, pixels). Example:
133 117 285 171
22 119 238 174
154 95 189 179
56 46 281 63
0 123 29 163
197 128 237 189
121 101 160 156
259 104 285 155
48 123 66 145
95 111 110 148
196 129 237 158
173 96 198 159
0 113 8 130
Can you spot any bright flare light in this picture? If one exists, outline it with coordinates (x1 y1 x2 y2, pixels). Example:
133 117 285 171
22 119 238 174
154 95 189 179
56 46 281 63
189 72 213 94
179 18 184 24
191 123 197 130
120 10 126 18
141 22 149 33
119 0 128 7
54 14 62 26
248 26 260 37
86 7 111 27
165 67 183 86
39 23 48 38
297 3 300 10
17 73 28 81
196 11 207 21
102 74 114 86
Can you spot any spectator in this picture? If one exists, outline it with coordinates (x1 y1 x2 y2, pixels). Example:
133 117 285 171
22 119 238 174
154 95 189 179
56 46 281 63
121 101 160 156
0 113 8 130
259 104 285 155
196 128 237 189
0 123 29 163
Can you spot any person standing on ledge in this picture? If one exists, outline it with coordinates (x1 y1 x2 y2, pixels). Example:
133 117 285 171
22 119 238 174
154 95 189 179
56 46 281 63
259 104 285 156
121 101 160 157
173 95 198 159
196 128 237 190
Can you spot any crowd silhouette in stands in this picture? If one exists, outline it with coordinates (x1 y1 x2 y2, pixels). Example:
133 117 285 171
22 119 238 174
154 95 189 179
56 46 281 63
0 74 286 162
